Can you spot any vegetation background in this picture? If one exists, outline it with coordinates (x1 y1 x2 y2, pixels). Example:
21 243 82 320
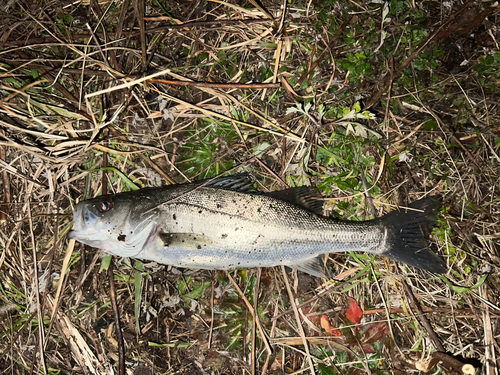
0 0 499 374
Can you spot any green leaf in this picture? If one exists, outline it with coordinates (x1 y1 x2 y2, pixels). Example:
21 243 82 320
187 281 210 299
99 255 112 272
318 364 335 375
439 274 488 294
84 167 141 191
134 270 142 334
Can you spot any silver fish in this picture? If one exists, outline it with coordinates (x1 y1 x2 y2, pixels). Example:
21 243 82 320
68 174 444 277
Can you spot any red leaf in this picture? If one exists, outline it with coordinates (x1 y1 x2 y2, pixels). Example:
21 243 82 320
360 343 376 354
362 322 388 344
320 315 342 337
345 298 363 324
329 327 342 337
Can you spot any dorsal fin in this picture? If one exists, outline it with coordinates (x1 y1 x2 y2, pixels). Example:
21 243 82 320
266 187 324 215
195 175 325 215
196 173 257 193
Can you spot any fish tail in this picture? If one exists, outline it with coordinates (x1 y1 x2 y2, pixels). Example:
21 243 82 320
377 197 445 273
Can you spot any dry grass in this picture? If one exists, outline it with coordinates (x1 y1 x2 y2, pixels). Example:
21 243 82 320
0 0 499 374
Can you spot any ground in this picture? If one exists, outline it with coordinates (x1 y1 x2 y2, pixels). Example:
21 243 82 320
0 0 499 374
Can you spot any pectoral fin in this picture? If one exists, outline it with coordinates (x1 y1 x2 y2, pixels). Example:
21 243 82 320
159 233 213 250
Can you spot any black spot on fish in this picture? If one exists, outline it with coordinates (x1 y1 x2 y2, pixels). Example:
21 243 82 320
221 234 228 239
198 210 202 214
173 214 176 220
217 203 221 209
197 245 201 249
118 234 126 241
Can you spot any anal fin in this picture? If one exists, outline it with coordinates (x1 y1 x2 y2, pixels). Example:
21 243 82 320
292 255 333 278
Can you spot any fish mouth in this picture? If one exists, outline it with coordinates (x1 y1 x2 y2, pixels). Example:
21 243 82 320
67 203 87 241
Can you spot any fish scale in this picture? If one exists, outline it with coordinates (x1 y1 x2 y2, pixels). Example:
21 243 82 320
68 174 444 277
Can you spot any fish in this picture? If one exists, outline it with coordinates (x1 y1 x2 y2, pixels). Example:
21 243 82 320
68 174 444 277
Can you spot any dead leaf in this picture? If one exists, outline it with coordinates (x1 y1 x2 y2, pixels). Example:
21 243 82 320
362 322 388 344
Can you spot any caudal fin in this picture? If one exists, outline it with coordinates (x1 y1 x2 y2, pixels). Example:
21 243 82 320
378 197 444 273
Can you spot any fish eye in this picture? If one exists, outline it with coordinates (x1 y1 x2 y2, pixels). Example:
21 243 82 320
98 200 112 212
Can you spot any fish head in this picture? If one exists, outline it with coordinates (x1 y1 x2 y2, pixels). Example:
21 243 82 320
68 194 158 257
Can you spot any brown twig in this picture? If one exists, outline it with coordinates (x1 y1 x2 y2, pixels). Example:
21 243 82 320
136 0 147 70
208 274 215 349
108 262 126 375
252 268 262 375
143 17 271 27
430 352 477 374
0 129 11 222
102 128 109 196
226 271 272 355
280 266 316 375
150 78 280 89
402 280 445 352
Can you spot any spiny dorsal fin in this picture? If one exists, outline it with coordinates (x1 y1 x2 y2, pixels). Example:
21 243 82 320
196 173 257 193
